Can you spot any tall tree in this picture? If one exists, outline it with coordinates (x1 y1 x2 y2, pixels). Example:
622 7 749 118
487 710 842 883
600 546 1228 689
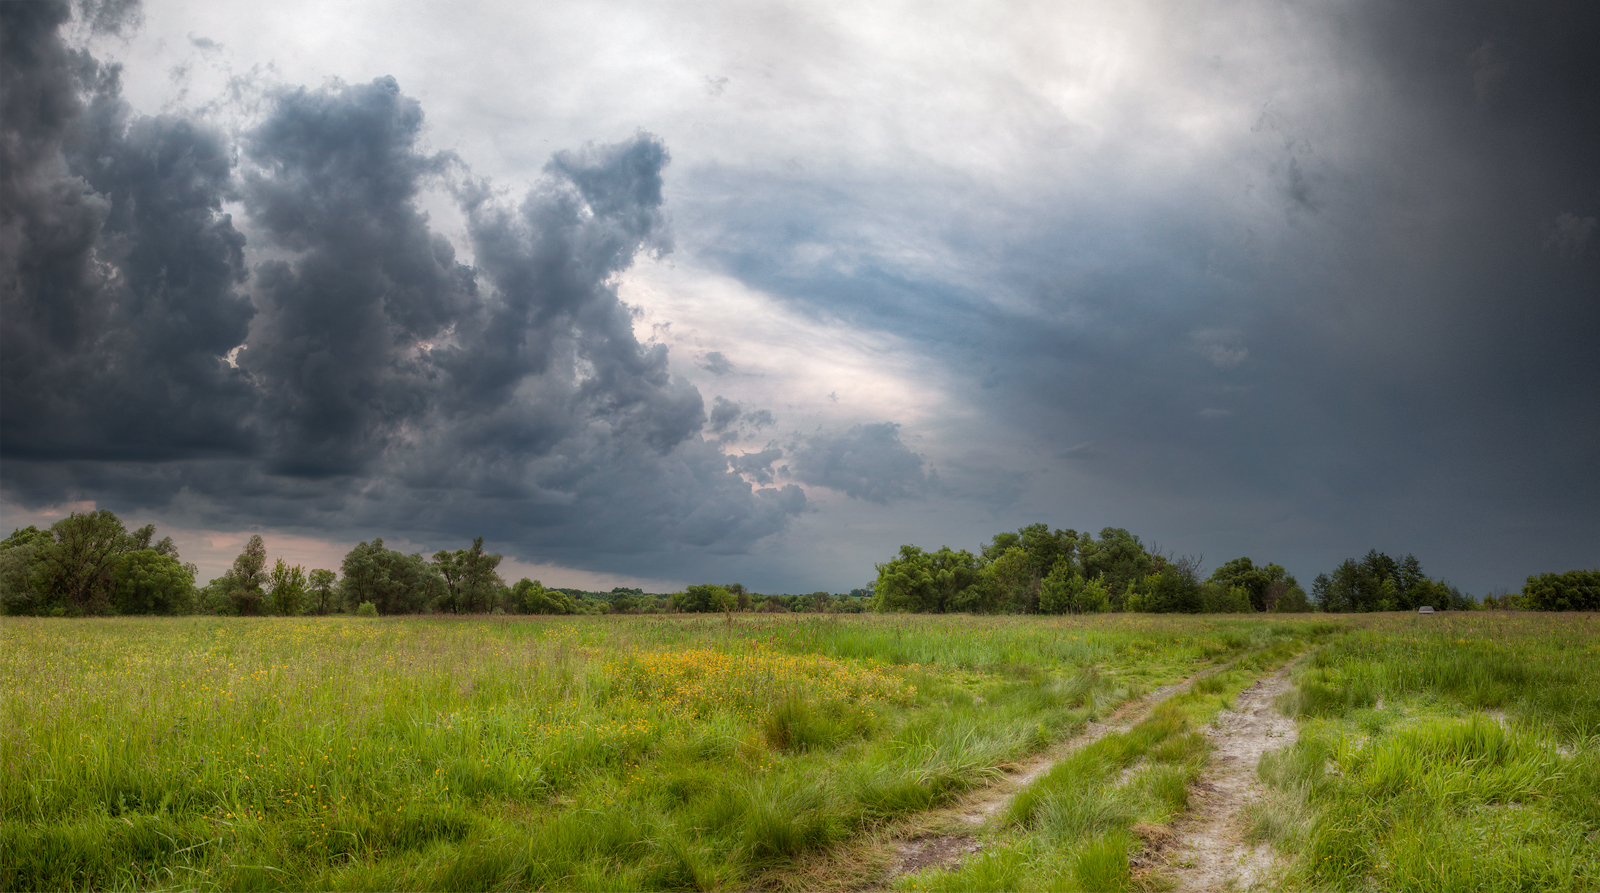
341 539 443 614
458 537 505 613
0 526 52 614
1080 528 1155 596
39 510 129 615
267 558 308 616
227 535 269 615
112 550 195 615
1209 557 1301 612
308 569 338 615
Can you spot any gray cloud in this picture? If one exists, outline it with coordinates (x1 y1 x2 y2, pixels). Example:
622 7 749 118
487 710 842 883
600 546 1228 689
730 447 783 485
708 396 741 433
0 6 805 569
788 423 928 504
697 350 733 376
1 0 257 465
667 0 1599 589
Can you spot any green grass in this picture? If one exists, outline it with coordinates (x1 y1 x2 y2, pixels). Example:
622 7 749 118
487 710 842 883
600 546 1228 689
894 636 1321 892
1257 613 1600 893
0 613 1327 891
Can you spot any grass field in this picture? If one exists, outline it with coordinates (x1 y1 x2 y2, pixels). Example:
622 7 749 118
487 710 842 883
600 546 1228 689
2 612 1595 891
1252 613 1600 893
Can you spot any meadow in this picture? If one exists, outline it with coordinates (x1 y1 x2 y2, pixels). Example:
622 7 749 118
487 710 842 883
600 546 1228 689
1 613 1320 891
1251 613 1600 893
1 612 1595 891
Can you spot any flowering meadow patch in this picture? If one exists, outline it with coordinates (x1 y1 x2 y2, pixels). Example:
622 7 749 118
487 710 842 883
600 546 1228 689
612 645 918 720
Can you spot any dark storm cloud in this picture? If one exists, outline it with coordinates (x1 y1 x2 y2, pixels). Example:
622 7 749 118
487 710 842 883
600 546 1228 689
1 6 804 563
677 0 1598 588
240 75 477 476
1 0 257 464
787 423 929 504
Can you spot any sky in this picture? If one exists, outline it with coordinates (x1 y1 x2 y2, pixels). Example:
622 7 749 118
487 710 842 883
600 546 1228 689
2 0 1596 594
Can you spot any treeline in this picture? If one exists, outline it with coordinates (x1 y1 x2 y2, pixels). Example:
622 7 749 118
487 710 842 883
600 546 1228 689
1310 550 1473 612
0 511 872 617
3 511 1592 617
654 584 873 615
1488 570 1599 612
0 511 582 617
869 525 1312 614
868 525 1561 615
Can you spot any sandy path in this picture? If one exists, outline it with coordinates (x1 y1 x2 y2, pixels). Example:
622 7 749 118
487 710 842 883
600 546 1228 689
1164 661 1300 893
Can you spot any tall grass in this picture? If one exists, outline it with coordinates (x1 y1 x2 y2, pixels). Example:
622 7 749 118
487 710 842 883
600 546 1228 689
1258 613 1600 892
0 614 1327 890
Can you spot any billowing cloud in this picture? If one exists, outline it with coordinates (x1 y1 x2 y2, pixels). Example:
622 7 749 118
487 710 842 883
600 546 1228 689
1 0 256 465
0 3 805 572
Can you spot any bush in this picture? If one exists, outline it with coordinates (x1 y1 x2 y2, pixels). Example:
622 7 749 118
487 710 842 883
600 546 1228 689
1200 582 1254 614
355 601 378 617
1522 570 1600 611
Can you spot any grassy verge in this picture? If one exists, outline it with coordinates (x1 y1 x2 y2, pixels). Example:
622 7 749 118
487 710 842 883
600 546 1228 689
889 636 1320 893
0 614 1330 891
1251 613 1600 893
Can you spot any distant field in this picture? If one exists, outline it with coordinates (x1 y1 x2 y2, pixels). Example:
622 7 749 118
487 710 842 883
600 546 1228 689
2 613 1595 891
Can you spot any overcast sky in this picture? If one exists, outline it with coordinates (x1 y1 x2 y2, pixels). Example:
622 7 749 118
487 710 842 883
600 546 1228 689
3 0 1596 594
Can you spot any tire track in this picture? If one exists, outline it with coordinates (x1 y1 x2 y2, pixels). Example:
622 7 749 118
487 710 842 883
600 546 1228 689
872 661 1236 887
1160 659 1301 892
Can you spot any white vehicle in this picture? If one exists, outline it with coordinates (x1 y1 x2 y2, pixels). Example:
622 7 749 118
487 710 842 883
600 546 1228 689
1417 606 1435 614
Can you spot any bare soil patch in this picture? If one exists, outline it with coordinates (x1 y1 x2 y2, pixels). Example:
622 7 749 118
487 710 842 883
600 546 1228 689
888 834 984 875
1162 662 1300 892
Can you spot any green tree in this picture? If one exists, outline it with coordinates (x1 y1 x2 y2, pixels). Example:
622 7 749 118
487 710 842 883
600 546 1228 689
1139 557 1204 613
873 545 935 612
1208 557 1280 612
1080 528 1155 597
267 558 308 616
0 526 52 614
112 550 195 614
433 549 465 613
127 524 179 558
977 524 1080 612
226 535 269 615
38 510 129 615
1522 570 1600 611
341 539 442 615
513 578 574 614
1314 551 1448 612
1268 582 1312 612
308 569 338 615
1199 582 1253 613
874 545 984 613
458 538 505 612
1038 561 1108 614
432 537 506 613
977 546 1033 613
674 583 732 613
